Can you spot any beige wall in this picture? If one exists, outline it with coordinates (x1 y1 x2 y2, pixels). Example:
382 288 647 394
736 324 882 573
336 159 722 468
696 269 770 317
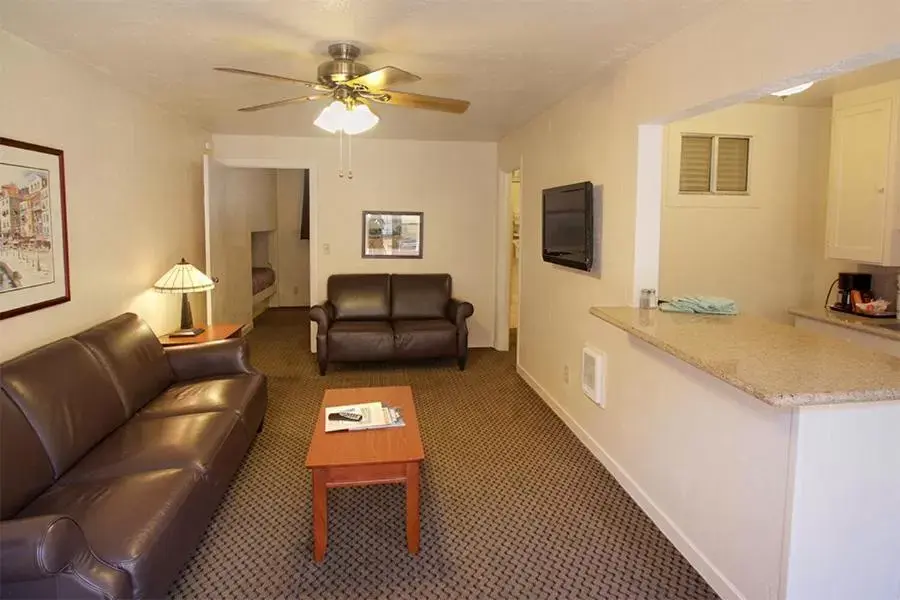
498 1 900 598
660 103 840 322
274 169 310 307
0 30 208 361
212 135 499 347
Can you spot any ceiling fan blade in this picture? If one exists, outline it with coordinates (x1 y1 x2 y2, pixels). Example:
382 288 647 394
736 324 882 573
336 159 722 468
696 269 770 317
347 66 421 90
237 94 327 112
214 67 327 90
372 90 470 114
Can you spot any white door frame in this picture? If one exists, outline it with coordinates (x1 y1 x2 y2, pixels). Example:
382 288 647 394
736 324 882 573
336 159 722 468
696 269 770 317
207 157 319 351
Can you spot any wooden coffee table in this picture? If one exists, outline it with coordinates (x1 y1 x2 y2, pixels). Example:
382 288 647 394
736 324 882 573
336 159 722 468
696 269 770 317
305 386 425 561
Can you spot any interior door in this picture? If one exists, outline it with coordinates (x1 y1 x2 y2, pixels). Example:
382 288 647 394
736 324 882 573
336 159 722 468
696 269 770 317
826 99 892 263
203 155 231 325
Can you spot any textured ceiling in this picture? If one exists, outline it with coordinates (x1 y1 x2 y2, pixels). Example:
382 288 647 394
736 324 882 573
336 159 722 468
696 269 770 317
754 58 900 107
0 0 731 141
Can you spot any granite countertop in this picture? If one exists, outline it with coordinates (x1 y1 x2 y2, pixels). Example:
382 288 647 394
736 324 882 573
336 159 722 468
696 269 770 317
589 307 900 408
788 306 900 343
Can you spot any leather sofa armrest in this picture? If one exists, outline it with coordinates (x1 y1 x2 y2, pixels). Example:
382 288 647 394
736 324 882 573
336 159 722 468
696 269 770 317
447 298 474 326
165 338 255 381
309 302 334 333
1 515 132 598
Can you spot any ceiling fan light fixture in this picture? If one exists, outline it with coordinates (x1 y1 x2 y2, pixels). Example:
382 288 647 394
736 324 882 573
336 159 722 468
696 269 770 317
771 81 815 98
341 103 379 135
313 100 347 133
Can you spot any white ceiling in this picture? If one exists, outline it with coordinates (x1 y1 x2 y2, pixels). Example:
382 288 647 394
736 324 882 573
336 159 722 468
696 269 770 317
0 0 733 141
755 58 900 107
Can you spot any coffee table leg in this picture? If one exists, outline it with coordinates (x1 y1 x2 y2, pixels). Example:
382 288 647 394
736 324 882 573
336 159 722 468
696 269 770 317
313 469 327 561
406 461 420 554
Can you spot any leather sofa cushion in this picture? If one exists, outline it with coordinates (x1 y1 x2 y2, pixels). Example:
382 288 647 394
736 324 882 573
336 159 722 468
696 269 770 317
0 392 54 518
0 338 127 478
76 313 174 416
328 321 394 361
393 319 457 358
60 412 246 485
328 274 391 321
19 468 209 599
391 274 451 319
139 374 267 437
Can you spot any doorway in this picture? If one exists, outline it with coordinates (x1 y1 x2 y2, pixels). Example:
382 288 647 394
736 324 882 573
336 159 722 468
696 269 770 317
203 157 315 347
494 166 522 353
508 169 522 339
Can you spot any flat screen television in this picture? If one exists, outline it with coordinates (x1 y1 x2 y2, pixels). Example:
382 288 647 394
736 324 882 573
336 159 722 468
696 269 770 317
542 181 594 271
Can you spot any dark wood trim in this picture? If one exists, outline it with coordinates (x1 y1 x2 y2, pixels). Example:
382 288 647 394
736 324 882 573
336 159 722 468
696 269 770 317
0 137 70 320
361 210 424 259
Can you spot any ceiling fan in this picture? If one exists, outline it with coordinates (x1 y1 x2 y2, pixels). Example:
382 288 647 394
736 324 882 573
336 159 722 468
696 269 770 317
215 42 470 134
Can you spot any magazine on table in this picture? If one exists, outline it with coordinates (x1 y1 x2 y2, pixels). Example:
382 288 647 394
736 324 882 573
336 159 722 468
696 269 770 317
324 401 405 433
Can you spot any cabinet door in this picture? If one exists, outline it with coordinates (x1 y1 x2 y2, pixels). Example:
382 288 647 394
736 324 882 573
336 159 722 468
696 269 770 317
826 99 893 263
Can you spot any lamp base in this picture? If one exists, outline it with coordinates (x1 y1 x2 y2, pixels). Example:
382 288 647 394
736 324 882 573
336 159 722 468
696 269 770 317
168 327 206 338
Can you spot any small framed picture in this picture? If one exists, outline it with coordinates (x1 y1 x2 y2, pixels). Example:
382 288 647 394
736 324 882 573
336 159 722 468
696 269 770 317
362 211 424 259
0 138 70 320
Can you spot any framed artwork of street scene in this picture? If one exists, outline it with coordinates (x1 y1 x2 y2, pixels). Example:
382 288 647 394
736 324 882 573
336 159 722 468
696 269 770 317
362 211 424 259
0 138 70 319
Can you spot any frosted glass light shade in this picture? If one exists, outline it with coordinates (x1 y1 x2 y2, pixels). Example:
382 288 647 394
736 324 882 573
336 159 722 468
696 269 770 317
771 81 815 97
153 259 215 293
313 101 347 134
342 103 379 135
313 100 379 134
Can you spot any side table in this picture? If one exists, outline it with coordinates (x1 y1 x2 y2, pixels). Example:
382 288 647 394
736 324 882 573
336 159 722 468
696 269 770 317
158 323 244 347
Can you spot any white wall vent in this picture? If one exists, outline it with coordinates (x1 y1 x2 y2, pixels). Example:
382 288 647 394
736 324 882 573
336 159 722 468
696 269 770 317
582 346 606 407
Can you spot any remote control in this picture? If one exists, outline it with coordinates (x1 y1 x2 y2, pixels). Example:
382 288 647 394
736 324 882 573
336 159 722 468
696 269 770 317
328 411 363 422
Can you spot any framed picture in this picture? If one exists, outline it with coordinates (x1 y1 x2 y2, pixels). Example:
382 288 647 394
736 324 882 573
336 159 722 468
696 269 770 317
362 211 424 259
0 138 70 319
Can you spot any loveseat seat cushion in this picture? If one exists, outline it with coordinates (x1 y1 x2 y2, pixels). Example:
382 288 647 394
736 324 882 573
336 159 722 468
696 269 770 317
60 412 247 487
0 392 55 519
328 321 394 361
391 274 451 319
138 374 267 437
328 274 391 321
18 468 215 599
392 319 457 358
0 338 127 478
75 313 174 416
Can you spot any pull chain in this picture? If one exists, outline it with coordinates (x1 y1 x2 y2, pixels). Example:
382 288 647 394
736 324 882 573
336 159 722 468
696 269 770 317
338 130 344 178
348 133 353 180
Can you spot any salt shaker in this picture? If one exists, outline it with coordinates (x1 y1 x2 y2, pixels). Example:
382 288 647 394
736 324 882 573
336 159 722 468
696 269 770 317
640 288 658 310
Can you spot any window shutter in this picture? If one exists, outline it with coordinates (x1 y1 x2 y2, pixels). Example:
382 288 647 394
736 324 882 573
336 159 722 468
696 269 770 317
679 135 713 193
715 137 750 193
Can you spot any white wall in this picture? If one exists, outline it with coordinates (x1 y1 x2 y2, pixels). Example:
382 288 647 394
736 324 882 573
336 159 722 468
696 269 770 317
0 30 208 361
274 169 310 307
498 1 900 598
660 104 832 322
212 135 499 347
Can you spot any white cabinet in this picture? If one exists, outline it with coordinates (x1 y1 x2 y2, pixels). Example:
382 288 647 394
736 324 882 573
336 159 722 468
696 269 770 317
826 81 900 266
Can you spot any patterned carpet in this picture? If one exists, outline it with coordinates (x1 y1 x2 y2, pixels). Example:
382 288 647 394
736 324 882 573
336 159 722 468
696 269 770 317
168 309 719 599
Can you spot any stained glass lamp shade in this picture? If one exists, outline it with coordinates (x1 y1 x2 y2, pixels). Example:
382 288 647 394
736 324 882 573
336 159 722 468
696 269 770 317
153 258 215 335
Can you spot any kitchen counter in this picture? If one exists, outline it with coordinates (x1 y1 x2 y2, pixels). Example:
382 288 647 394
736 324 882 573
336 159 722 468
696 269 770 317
788 306 900 342
589 306 900 408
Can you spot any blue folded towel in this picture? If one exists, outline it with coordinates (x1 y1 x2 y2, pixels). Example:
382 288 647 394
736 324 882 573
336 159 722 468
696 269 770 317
659 296 739 315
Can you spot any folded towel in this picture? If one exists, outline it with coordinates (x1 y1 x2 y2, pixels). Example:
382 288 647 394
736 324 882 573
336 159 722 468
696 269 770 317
660 296 739 315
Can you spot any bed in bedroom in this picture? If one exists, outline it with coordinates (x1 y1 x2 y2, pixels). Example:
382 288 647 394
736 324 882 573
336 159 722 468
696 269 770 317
252 266 276 318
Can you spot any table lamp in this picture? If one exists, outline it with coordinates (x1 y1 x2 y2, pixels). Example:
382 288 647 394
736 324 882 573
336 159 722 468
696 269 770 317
153 258 216 336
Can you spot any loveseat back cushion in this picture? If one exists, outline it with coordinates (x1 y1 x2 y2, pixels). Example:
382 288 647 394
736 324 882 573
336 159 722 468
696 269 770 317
0 338 127 478
75 313 174 415
391 274 451 320
328 274 391 321
0 392 55 518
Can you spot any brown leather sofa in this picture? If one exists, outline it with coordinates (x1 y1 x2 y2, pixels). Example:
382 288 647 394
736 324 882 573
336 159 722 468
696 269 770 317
0 313 267 599
310 273 474 375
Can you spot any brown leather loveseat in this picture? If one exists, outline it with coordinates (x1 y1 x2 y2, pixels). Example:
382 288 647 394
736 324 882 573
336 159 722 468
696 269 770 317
310 273 474 375
0 313 267 599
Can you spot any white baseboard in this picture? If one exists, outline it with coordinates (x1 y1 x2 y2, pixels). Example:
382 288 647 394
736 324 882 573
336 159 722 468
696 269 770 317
516 364 744 600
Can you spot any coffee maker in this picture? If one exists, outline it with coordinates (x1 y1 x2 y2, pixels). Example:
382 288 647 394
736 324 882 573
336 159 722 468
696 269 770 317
831 272 873 314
